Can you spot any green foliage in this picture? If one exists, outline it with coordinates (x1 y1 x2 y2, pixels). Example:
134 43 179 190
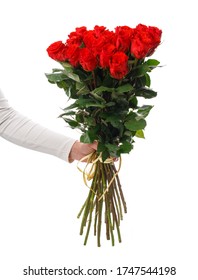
46 57 160 159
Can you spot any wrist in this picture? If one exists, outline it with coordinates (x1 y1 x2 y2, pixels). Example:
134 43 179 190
68 140 80 163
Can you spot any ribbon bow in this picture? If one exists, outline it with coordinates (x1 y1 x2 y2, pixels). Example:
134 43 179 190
77 152 121 201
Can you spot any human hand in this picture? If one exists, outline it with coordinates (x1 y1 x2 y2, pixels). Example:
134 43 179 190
69 140 98 162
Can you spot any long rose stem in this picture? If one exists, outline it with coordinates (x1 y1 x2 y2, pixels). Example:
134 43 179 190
77 199 87 219
78 161 126 246
111 164 127 213
101 163 115 246
94 197 98 236
80 164 98 235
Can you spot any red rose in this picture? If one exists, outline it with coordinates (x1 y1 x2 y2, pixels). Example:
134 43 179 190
109 51 129 79
131 24 162 59
131 37 148 59
65 44 80 67
99 44 116 68
146 26 162 56
83 28 115 57
83 31 97 50
79 48 98 71
115 26 134 52
93 25 107 36
75 26 87 36
46 41 67 61
66 27 87 46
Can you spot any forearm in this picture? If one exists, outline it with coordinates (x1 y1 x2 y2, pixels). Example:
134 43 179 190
0 90 76 162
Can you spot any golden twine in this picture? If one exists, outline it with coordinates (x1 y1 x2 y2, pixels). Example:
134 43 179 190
77 152 121 201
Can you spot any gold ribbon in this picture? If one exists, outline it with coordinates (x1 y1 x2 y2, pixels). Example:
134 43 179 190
77 152 121 201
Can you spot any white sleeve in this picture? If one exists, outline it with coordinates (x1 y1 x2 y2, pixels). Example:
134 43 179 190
0 89 76 162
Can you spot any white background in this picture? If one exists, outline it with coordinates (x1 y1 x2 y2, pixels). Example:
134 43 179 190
0 0 197 279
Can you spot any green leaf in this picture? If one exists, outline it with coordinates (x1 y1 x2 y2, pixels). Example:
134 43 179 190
145 59 160 67
129 95 138 108
105 143 119 152
101 150 110 162
92 86 114 94
145 73 151 87
45 72 67 83
125 118 146 131
135 75 147 88
84 116 96 126
63 102 78 111
125 113 147 131
77 98 104 108
97 142 106 153
118 141 133 154
60 62 73 71
90 92 106 103
106 102 116 107
59 111 76 117
75 112 84 123
74 68 91 80
80 128 98 143
56 80 72 91
76 85 90 95
63 70 81 83
62 118 79 128
123 130 132 137
135 130 145 138
80 132 92 143
137 105 153 118
116 83 134 93
52 68 64 73
131 64 151 78
105 114 121 128
135 87 157 99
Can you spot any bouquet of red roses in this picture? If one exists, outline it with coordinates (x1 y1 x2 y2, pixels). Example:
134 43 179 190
46 24 162 246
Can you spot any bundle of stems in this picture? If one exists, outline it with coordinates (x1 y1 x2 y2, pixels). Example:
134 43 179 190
77 157 127 247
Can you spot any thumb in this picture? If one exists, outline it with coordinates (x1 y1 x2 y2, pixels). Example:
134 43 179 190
90 141 98 150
